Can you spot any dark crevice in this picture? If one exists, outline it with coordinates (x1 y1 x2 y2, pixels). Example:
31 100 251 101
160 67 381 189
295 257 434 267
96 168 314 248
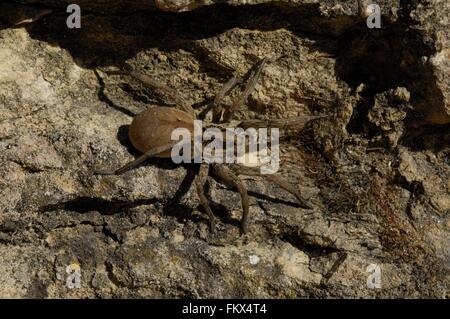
40 196 158 215
393 173 426 222
334 1 444 135
335 22 427 94
394 173 425 197
399 123 450 152
279 226 339 258
345 94 379 137
21 3 335 68
101 224 122 243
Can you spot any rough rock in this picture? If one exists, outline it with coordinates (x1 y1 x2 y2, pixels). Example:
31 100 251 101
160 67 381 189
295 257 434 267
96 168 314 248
407 0 450 124
0 1 448 298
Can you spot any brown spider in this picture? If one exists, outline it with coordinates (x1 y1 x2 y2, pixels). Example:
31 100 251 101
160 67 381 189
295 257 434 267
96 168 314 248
95 58 326 233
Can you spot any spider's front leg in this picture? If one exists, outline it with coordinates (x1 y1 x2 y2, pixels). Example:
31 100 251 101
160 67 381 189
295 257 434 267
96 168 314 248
211 58 267 123
194 163 217 232
212 164 250 234
222 58 267 122
211 76 242 123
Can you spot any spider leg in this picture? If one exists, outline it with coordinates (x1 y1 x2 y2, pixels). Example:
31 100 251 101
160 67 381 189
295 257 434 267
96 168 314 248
238 114 330 130
94 141 178 175
194 163 217 232
213 164 250 234
211 76 243 123
232 165 312 210
222 58 267 122
104 68 195 116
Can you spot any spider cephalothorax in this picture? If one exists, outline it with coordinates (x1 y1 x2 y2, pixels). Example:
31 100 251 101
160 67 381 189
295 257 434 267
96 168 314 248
96 58 326 233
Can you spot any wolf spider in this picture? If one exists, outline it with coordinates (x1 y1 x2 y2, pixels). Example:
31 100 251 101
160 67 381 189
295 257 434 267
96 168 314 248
96 58 325 233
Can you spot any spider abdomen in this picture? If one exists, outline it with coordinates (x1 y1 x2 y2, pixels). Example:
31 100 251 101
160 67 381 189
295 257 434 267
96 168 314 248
128 106 195 158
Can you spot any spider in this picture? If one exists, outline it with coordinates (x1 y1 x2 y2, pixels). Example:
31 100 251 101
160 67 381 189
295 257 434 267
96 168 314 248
95 58 326 233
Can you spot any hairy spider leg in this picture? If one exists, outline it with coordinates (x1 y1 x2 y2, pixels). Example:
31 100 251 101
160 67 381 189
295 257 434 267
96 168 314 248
213 164 250 234
105 69 196 116
211 76 243 123
232 165 312 210
194 163 217 232
222 58 267 122
95 141 178 175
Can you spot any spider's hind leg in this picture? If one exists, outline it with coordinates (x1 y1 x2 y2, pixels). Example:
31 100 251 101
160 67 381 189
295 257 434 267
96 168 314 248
233 165 312 210
194 163 217 232
213 164 250 234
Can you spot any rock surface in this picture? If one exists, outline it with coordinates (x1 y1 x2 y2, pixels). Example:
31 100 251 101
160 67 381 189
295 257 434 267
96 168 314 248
0 1 448 298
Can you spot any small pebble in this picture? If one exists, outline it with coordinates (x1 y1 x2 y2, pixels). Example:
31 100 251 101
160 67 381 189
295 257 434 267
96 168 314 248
249 255 260 265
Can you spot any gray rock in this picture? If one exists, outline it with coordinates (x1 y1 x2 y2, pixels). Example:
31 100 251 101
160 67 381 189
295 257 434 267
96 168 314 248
0 1 448 298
